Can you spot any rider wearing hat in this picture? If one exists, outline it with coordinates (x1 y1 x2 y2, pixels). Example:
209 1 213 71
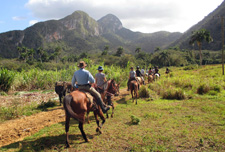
95 66 107 92
71 61 110 113
127 67 136 91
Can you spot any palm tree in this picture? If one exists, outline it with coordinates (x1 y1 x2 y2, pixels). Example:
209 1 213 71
27 48 35 62
55 46 62 63
37 47 44 63
159 51 170 66
189 29 213 66
116 46 124 57
102 45 109 56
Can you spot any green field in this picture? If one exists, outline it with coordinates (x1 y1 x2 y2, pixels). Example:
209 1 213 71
0 65 225 151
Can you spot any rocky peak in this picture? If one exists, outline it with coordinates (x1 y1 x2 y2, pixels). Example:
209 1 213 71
60 10 100 36
98 14 123 34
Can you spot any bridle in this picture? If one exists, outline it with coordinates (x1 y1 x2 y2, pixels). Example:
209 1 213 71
106 80 119 96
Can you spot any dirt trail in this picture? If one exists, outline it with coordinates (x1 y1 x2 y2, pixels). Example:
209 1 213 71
0 88 129 147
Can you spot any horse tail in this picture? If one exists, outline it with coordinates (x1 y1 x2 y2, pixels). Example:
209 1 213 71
63 95 83 122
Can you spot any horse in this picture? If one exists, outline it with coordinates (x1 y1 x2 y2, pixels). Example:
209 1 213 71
91 79 120 119
148 74 154 83
63 90 105 148
129 80 139 104
55 81 67 106
154 73 160 81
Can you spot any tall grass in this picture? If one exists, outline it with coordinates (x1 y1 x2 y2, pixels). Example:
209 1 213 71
0 68 15 92
1 63 128 92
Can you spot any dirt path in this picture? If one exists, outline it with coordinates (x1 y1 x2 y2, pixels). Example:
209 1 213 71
0 88 129 147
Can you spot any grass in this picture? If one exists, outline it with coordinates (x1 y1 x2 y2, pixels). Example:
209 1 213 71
1 64 225 151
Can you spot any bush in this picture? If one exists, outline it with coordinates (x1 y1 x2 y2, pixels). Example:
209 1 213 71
0 68 15 92
162 88 186 100
37 100 57 111
197 84 210 95
130 115 141 125
139 86 150 98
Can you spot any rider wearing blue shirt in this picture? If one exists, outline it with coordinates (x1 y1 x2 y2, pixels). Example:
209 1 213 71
71 61 110 113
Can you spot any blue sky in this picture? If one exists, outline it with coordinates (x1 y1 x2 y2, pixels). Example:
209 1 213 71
0 0 224 34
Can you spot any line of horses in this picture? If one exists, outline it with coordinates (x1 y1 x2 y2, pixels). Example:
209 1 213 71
129 73 160 104
55 73 160 147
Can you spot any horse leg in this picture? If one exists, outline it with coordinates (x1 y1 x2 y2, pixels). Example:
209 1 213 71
65 114 71 148
111 102 114 118
94 108 105 134
78 121 89 142
59 94 62 106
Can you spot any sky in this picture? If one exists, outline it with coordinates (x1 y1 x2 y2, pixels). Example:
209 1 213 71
0 0 224 34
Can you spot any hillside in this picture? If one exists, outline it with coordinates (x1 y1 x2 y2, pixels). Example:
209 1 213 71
0 11 181 59
170 1 225 50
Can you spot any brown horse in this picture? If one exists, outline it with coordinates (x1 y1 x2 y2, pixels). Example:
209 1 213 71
92 79 120 119
129 80 139 104
63 90 105 148
148 74 154 83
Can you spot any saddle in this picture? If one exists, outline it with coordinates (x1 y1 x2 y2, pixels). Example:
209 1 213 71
80 91 98 111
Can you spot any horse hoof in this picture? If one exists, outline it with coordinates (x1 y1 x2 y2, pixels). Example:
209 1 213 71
96 127 102 134
85 139 89 142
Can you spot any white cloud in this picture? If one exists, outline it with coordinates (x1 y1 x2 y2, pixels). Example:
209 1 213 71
25 0 224 33
29 20 38 26
12 16 26 21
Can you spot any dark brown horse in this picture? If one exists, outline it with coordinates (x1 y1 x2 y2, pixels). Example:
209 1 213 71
92 79 120 118
63 90 105 148
129 80 139 104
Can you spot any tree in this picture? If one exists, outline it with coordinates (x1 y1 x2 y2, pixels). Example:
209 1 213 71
189 29 213 66
27 48 35 62
102 45 109 56
159 51 170 66
135 47 141 53
37 47 44 63
115 46 124 57
55 46 62 63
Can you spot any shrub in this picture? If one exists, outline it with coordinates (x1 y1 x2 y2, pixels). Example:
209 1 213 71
212 85 221 92
130 115 141 125
139 86 150 98
0 68 15 92
197 84 210 95
37 100 57 111
162 88 186 100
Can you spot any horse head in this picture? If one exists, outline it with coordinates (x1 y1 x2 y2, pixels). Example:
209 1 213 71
108 79 120 96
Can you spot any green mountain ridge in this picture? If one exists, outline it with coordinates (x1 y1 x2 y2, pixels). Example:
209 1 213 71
0 10 183 58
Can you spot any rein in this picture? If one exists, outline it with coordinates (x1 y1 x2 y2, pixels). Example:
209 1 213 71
105 80 118 96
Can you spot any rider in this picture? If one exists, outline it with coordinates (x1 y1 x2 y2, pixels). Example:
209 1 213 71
141 67 145 76
127 67 136 91
95 66 107 93
165 67 170 74
71 61 110 113
155 66 160 76
148 67 153 75
136 66 145 85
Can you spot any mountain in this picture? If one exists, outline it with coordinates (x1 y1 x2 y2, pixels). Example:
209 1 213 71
170 1 225 50
0 11 182 59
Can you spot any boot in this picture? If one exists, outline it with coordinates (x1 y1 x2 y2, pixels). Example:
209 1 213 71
96 98 110 113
